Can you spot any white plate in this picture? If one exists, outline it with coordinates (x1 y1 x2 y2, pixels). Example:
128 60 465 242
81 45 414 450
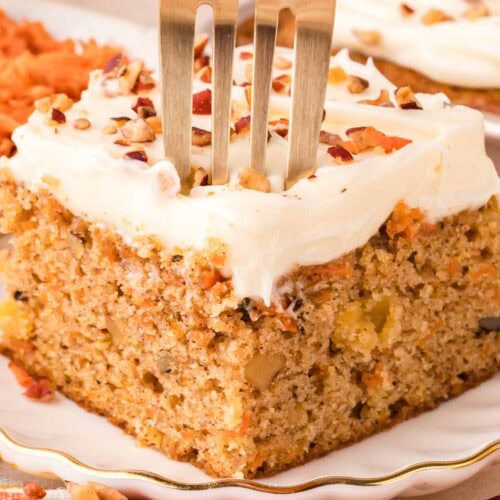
0 2 499 498
0 352 499 499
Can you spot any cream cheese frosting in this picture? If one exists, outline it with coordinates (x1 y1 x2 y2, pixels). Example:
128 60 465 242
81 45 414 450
3 46 499 304
334 0 500 89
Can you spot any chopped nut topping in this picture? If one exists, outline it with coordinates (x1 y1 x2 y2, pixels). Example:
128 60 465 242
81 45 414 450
353 29 382 46
400 3 415 16
328 66 348 83
102 120 118 135
192 89 212 115
51 108 66 124
34 96 52 113
274 55 292 70
269 118 289 138
52 93 74 112
194 33 209 59
193 55 209 73
395 86 423 110
73 118 91 130
235 115 251 134
358 88 394 107
191 127 212 146
23 481 46 499
114 138 131 147
118 60 144 93
24 379 55 402
319 130 342 146
464 3 489 19
239 51 253 60
245 353 285 390
191 166 209 187
197 65 212 83
103 53 124 74
422 8 453 25
146 116 163 134
328 145 354 163
134 70 156 93
347 75 370 94
120 118 155 142
132 96 156 119
272 74 291 93
111 116 131 127
125 150 148 163
239 166 271 192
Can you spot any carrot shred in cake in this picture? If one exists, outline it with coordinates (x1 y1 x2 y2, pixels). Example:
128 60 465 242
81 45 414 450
0 9 122 157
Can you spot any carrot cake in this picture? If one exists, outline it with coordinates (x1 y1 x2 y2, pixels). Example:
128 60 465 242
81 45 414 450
237 1 500 114
0 43 499 478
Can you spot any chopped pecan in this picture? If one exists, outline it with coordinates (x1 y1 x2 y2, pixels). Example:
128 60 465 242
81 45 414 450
328 145 354 163
132 97 156 118
319 130 342 146
272 74 291 93
239 51 253 60
235 115 251 134
422 8 453 25
146 116 163 134
239 167 271 192
104 53 124 74
133 70 156 92
347 75 369 94
111 116 131 127
118 60 144 93
51 108 66 124
125 150 148 163
353 29 382 45
192 89 212 115
24 379 55 402
192 127 212 146
358 88 394 107
114 138 131 147
194 33 209 59
269 118 289 138
328 66 348 83
197 65 212 83
191 166 209 187
400 3 415 16
120 118 155 142
73 118 91 130
395 86 422 110
274 55 292 69
194 55 210 73
23 481 46 499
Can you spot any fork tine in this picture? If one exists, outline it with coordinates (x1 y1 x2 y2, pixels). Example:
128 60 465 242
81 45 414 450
211 1 238 185
159 0 198 190
286 0 336 189
250 0 279 174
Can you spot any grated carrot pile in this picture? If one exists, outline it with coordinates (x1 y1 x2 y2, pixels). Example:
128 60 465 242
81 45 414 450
0 9 123 157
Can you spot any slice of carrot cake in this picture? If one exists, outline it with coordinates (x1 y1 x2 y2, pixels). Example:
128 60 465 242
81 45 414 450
0 44 499 478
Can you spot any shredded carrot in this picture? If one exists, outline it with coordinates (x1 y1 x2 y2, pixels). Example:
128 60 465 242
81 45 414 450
0 9 122 156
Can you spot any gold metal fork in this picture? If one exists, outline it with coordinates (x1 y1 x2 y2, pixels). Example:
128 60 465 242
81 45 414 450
159 0 336 190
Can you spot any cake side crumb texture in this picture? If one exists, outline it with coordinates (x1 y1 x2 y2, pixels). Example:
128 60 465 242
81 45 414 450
0 173 498 478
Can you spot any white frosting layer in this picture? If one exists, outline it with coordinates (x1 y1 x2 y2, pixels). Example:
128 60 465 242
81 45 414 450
335 0 500 89
4 47 499 304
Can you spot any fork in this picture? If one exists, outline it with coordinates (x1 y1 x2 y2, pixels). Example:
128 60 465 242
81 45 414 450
159 0 336 190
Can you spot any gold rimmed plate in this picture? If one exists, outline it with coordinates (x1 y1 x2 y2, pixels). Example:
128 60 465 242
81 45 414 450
1 355 499 499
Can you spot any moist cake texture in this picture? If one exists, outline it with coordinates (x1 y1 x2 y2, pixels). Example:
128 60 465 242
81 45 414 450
0 44 499 478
